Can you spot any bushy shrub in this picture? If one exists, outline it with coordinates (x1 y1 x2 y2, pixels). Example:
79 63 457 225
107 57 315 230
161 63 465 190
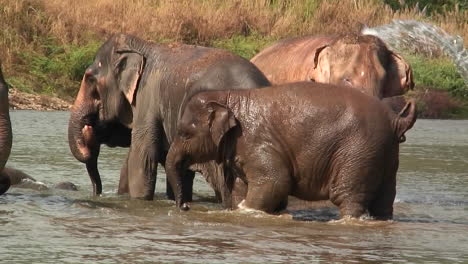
413 89 463 118
406 55 467 97
384 0 467 14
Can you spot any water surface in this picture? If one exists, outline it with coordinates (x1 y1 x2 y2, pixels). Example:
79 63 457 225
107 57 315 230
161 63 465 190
1 111 468 263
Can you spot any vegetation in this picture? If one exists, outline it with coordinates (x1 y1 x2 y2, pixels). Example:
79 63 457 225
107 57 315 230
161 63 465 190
406 55 466 97
0 0 466 117
384 0 467 15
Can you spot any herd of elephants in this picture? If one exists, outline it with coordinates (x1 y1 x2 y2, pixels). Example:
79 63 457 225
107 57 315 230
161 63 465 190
0 33 418 220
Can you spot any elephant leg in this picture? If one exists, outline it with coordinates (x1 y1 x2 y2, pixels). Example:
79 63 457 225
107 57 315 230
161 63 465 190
165 179 175 200
368 180 395 220
126 126 160 200
369 153 398 220
232 177 247 209
241 163 291 213
117 151 130 195
231 177 290 211
336 197 368 218
330 164 378 219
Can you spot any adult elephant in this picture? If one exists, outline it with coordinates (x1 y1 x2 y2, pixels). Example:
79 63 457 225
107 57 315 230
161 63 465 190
251 34 414 99
0 63 12 195
68 34 271 203
166 82 417 219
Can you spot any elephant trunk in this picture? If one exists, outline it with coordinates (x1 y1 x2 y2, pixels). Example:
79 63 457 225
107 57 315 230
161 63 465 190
0 65 12 195
68 74 102 195
166 141 190 211
68 107 103 196
68 75 100 163
86 157 102 196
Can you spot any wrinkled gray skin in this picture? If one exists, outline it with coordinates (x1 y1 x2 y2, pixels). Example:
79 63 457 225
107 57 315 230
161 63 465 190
166 82 417 219
68 34 270 203
1 167 78 191
0 63 13 195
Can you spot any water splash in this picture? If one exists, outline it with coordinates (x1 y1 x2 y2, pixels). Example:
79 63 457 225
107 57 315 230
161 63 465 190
13 179 48 191
362 19 468 85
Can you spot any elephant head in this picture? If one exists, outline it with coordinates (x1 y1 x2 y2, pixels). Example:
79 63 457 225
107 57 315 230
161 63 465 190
0 63 12 195
68 34 137 195
166 93 237 210
309 34 414 98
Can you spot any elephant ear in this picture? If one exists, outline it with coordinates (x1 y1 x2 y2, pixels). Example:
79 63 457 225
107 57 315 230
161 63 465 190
384 52 414 97
207 102 237 147
308 45 330 83
114 49 145 105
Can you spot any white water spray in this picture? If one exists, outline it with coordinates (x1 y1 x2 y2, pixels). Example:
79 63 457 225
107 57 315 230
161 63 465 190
362 19 468 85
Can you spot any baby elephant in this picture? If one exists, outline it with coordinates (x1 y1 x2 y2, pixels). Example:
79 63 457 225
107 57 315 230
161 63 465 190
166 82 417 219
0 167 78 192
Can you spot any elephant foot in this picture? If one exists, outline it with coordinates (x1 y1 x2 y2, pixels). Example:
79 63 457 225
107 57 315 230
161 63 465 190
236 200 264 213
338 201 368 219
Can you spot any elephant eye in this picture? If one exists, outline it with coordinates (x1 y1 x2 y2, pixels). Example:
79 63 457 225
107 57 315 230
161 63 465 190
179 130 191 140
343 77 352 86
85 74 97 85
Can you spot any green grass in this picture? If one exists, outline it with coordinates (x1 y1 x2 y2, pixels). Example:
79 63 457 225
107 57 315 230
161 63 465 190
405 54 468 119
9 39 101 99
212 34 277 59
447 103 468 118
405 54 467 97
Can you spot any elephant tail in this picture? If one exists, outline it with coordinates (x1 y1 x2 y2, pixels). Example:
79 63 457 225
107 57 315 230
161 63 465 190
391 99 417 143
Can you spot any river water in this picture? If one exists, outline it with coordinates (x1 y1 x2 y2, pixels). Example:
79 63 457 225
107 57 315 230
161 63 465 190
1 111 467 263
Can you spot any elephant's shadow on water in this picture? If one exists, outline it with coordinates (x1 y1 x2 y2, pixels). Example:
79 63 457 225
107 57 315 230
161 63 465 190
185 192 341 221
285 198 340 222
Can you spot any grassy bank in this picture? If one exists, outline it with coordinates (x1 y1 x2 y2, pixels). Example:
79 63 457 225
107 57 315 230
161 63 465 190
0 0 466 117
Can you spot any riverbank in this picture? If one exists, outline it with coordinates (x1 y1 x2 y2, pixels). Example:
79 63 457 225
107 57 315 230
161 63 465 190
8 85 468 119
8 88 71 111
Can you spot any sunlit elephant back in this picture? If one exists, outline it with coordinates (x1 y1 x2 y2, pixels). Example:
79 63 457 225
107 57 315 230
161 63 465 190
251 34 414 99
0 63 12 195
68 34 270 203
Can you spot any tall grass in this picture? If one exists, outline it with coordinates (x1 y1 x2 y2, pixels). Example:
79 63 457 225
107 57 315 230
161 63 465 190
22 0 468 44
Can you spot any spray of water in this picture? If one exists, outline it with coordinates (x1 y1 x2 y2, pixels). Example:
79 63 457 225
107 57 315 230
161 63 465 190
362 19 468 85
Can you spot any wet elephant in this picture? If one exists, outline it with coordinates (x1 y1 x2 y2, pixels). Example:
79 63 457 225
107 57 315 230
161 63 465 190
0 63 12 195
68 34 270 202
251 34 414 99
166 82 417 219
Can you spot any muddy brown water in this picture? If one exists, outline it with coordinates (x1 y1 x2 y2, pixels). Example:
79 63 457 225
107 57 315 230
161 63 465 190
1 111 467 263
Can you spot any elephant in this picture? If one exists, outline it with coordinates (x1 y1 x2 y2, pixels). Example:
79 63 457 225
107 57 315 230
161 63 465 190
166 81 417 219
0 63 12 195
0 167 78 191
0 65 78 195
68 34 271 203
250 34 414 99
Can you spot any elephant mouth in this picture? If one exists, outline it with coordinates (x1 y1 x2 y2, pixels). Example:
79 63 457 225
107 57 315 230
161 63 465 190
74 116 99 163
82 125 96 146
